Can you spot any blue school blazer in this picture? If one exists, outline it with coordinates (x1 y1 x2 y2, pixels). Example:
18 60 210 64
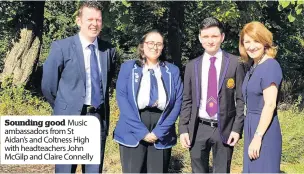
113 60 183 149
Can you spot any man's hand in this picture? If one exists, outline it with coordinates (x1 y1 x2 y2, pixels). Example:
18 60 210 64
227 131 240 146
180 133 191 148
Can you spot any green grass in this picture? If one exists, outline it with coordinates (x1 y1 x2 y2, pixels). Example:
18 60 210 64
103 92 304 173
280 110 304 164
281 163 304 173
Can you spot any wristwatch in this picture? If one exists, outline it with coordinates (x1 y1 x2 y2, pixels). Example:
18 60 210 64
254 131 263 138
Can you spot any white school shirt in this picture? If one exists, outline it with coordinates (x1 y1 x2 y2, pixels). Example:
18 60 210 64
198 49 223 120
137 64 167 110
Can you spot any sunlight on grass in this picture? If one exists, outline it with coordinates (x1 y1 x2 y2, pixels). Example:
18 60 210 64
102 92 304 173
1 87 302 173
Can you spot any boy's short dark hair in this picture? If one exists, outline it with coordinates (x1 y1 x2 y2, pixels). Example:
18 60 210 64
199 17 224 34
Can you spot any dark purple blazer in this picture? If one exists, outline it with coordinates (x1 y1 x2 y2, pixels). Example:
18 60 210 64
178 51 245 145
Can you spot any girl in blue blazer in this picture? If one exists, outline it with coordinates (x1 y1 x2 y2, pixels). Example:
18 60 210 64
113 30 183 173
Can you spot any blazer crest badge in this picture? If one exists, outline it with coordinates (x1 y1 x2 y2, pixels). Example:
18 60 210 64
226 78 235 89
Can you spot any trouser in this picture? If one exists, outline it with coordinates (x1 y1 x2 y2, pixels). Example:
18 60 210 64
55 104 107 173
190 118 233 173
119 108 171 173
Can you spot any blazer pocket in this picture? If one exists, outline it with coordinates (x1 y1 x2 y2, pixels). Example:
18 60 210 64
163 131 170 136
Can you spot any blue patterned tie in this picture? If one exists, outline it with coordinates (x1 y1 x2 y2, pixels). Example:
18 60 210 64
88 44 103 109
148 69 158 107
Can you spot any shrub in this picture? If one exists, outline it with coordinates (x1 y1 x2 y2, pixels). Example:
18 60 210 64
0 76 51 115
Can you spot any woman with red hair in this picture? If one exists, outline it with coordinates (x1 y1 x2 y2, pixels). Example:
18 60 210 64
239 21 283 173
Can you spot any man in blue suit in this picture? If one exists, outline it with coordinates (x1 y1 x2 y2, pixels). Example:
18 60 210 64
41 1 116 173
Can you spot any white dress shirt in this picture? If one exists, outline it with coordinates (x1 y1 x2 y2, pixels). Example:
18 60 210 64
198 49 223 120
78 33 101 105
137 64 167 110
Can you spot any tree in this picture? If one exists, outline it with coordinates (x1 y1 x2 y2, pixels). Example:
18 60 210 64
278 0 304 22
0 1 45 85
0 1 303 99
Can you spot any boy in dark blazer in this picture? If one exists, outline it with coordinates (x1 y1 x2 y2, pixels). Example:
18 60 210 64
179 17 245 173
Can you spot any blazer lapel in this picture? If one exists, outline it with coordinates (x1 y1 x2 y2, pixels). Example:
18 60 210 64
98 40 108 96
73 34 86 86
160 64 171 104
218 51 230 93
195 56 203 108
132 64 143 105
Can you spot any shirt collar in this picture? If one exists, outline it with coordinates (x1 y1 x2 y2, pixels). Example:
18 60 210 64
204 48 222 60
143 63 160 73
78 33 98 50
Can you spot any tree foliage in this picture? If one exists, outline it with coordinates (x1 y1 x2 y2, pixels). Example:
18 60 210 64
0 1 303 98
278 0 304 22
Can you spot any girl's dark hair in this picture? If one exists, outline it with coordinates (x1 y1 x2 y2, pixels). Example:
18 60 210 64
136 29 166 66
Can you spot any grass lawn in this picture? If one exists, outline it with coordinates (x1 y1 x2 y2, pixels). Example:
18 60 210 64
102 95 304 173
1 86 303 173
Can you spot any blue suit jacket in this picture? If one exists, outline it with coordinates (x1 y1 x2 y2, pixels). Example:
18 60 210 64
41 34 116 135
113 60 183 149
